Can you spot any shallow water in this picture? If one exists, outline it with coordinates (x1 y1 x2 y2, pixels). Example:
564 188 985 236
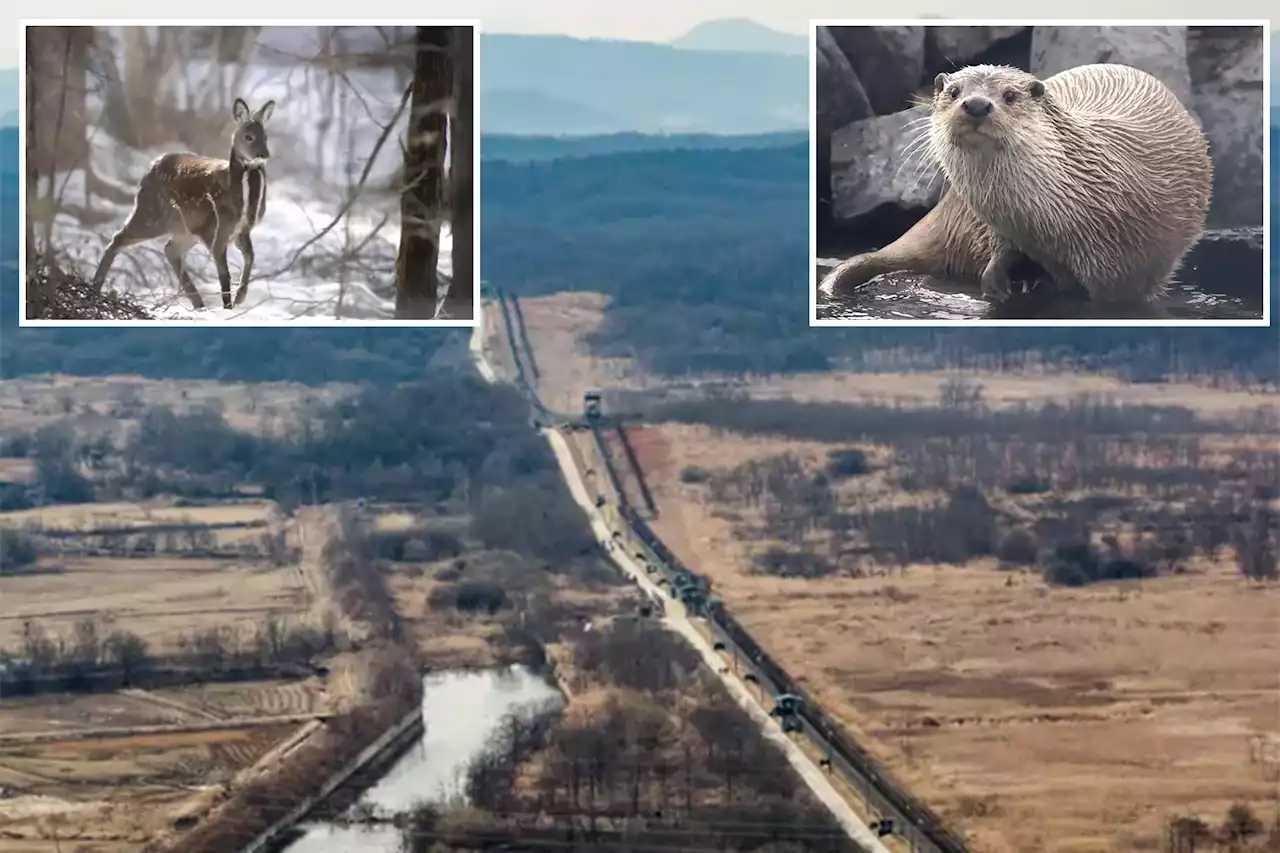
815 226 1266 321
815 272 1265 321
282 665 562 852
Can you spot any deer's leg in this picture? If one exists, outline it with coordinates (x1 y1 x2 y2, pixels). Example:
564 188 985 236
93 211 163 292
233 233 254 308
163 236 203 310
212 240 233 310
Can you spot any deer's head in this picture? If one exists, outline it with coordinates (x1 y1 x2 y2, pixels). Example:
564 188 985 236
231 98 276 166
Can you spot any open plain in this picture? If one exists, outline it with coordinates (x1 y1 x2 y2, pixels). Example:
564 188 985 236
500 289 1280 852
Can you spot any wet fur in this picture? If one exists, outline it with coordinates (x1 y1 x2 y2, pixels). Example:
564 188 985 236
92 99 275 310
820 63 1212 304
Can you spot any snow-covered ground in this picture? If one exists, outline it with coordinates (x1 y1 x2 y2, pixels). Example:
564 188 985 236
47 28 457 323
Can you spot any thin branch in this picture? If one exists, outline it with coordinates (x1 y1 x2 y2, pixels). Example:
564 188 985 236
258 81 411 279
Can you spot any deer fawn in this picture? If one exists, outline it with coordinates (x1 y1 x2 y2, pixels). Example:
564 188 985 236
93 98 276 310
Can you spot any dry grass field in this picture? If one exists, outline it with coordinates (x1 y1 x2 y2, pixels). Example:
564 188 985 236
142 679 330 722
0 723 298 852
0 692 190 736
487 292 653 413
0 457 36 485
499 290 1279 419
0 681 329 737
0 499 281 551
624 421 1280 853
0 374 353 439
381 537 629 670
0 554 308 654
387 566 502 669
0 499 276 530
501 292 1280 850
0 379 407 851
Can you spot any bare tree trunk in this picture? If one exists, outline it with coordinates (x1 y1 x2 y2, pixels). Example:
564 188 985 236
40 32 75 252
443 25 474 321
27 27 89 181
96 29 136 147
116 27 179 148
24 29 39 267
394 26 451 319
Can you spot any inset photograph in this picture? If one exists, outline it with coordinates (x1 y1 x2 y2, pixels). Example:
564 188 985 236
21 22 477 325
811 22 1270 324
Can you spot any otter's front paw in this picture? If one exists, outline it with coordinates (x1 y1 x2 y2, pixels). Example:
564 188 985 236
980 269 1012 302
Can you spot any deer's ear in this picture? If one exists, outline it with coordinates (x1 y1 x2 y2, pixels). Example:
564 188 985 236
255 101 276 125
232 98 251 124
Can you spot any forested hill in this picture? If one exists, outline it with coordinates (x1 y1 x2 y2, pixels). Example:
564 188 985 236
482 135 1278 381
481 130 809 162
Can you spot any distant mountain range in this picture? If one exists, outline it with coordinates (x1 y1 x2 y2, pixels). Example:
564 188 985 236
482 130 808 162
670 19 808 56
0 69 16 128
1273 48 1279 106
478 33 807 135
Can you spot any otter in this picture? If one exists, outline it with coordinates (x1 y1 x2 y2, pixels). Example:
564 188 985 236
820 63 1212 306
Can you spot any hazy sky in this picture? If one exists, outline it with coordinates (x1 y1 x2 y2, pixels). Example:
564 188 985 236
2 3 1274 67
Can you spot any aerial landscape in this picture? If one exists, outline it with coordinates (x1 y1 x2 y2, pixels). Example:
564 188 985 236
0 17 1277 853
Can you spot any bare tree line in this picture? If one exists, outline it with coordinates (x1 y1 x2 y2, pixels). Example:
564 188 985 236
686 385 1279 584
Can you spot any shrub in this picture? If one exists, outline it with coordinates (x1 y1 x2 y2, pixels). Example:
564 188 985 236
1096 557 1155 581
1042 540 1156 586
825 449 871 479
996 527 1039 565
433 566 462 582
754 546 838 579
680 466 712 484
0 528 41 575
945 486 997 557
430 580 509 615
1043 542 1099 587
1222 803 1263 842
402 538 433 561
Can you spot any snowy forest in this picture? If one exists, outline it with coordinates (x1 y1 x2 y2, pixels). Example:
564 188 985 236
24 25 474 323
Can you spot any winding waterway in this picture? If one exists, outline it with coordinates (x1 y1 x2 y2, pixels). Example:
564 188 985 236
282 665 562 852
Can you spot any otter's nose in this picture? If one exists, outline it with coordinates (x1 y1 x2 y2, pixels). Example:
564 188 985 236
962 96 994 119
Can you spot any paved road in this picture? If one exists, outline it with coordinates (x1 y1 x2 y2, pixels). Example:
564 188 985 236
471 307 886 852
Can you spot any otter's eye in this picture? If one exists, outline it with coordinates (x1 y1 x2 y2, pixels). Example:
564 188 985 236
947 85 961 99
1002 90 1017 104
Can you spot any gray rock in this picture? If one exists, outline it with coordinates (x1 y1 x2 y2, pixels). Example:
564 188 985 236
1187 26 1266 228
815 26 873 137
1030 26 1193 107
830 106 943 225
927 26 1027 66
828 26 926 115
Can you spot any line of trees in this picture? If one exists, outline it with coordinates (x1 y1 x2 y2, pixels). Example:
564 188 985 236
684 388 1278 586
1 610 339 696
401 617 863 852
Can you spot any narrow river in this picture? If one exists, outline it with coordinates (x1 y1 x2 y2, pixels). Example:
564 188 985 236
281 665 563 852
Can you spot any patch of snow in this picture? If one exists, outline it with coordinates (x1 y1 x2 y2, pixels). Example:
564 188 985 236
52 28 456 323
